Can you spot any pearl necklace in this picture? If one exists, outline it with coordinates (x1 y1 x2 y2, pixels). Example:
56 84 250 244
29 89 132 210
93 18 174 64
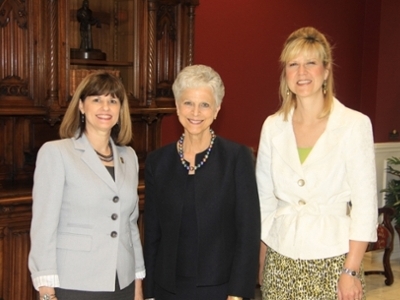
178 129 216 172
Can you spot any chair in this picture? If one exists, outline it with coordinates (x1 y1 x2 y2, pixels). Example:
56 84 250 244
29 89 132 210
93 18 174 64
364 207 395 285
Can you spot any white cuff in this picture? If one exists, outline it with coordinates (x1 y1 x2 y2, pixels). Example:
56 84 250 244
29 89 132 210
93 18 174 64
135 269 146 280
32 275 60 291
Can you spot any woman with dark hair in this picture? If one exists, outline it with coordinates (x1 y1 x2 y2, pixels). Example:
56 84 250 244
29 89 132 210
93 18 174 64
29 72 145 300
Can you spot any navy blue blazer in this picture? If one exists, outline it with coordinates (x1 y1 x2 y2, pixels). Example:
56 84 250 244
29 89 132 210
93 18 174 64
144 136 260 299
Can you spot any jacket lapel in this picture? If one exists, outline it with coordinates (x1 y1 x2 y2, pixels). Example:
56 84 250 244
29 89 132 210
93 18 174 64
302 98 344 167
112 142 127 192
73 134 118 193
271 99 345 174
271 113 304 177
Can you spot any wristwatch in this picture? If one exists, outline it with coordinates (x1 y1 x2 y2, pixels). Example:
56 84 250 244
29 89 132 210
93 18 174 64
40 294 56 300
342 268 360 278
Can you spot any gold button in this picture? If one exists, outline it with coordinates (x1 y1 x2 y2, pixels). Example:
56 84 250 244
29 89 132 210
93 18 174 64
298 179 305 186
298 199 306 205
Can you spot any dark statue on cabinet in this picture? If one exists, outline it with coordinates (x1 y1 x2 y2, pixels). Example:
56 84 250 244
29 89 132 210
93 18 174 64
71 0 106 60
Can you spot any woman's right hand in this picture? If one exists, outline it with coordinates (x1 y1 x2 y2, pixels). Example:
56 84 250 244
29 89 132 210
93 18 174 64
259 242 267 285
38 286 57 300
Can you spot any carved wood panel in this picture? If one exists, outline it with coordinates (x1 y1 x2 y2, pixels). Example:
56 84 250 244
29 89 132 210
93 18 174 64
0 195 35 300
0 1 199 298
0 0 47 109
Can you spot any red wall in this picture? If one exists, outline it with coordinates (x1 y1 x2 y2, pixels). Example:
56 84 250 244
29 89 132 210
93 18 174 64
374 0 400 142
161 0 399 146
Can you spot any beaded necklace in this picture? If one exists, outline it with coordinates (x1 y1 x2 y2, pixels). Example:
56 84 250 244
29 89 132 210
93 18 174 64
95 143 114 162
178 129 216 172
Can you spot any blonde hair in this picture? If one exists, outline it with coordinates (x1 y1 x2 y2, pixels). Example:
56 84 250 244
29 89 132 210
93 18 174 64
59 71 132 145
278 27 335 120
172 64 225 106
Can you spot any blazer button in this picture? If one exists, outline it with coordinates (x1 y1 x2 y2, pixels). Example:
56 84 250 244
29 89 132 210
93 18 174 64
111 231 118 238
298 199 306 205
297 179 305 186
113 196 119 203
111 213 118 220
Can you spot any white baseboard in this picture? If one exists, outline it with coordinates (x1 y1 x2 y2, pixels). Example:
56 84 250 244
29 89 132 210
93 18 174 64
373 142 400 260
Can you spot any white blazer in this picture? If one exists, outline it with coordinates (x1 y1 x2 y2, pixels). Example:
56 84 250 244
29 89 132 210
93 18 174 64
256 98 377 260
28 133 145 291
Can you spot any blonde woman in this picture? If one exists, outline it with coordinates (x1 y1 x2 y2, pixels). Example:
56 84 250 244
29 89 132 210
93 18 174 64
256 27 377 300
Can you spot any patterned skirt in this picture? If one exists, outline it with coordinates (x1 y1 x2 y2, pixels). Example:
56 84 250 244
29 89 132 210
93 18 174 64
260 248 366 300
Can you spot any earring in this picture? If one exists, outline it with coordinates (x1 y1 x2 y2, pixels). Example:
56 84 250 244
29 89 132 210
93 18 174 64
322 81 327 95
81 113 85 124
286 89 290 96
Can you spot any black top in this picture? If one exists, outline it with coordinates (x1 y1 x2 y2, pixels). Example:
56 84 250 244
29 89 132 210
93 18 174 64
105 166 115 181
144 136 261 299
176 176 197 276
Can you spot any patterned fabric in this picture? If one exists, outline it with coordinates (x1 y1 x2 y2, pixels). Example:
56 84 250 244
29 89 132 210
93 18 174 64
261 248 366 300
367 224 391 251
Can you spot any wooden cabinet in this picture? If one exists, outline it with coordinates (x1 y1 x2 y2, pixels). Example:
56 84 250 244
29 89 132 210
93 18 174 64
0 0 199 298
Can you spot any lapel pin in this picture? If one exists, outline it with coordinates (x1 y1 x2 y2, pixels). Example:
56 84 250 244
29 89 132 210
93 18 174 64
120 157 124 164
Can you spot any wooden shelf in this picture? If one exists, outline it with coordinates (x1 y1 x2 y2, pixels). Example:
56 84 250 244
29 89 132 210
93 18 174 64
70 59 134 66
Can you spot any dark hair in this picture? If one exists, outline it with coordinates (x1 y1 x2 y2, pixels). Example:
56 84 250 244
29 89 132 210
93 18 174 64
60 71 132 145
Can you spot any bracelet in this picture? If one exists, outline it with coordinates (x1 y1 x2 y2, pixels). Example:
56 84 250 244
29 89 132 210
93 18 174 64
341 268 360 278
40 294 56 300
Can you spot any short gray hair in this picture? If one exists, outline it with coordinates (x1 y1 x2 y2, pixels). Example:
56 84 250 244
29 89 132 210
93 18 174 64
172 64 225 106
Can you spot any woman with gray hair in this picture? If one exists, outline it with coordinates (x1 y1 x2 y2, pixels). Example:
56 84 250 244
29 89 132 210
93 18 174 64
144 65 260 300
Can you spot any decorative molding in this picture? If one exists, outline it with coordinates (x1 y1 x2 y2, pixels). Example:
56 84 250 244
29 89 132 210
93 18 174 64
44 0 61 126
0 76 29 97
141 113 160 125
0 0 28 29
156 80 174 98
185 3 196 66
46 0 59 107
0 205 14 213
157 4 176 40
147 0 157 106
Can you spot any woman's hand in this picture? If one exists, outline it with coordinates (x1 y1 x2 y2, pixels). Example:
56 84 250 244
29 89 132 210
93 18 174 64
38 286 57 300
226 296 243 300
337 240 367 300
337 273 362 300
134 279 144 300
259 242 267 286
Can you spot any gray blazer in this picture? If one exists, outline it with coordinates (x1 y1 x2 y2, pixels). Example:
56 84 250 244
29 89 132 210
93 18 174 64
28 133 145 291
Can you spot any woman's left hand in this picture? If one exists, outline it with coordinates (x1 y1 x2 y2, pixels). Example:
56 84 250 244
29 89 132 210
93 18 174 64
337 273 363 300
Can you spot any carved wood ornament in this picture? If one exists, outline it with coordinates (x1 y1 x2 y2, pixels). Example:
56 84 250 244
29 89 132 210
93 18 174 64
0 1 199 299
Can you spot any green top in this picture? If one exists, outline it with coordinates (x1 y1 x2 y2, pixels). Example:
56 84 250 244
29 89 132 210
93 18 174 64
298 147 312 164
